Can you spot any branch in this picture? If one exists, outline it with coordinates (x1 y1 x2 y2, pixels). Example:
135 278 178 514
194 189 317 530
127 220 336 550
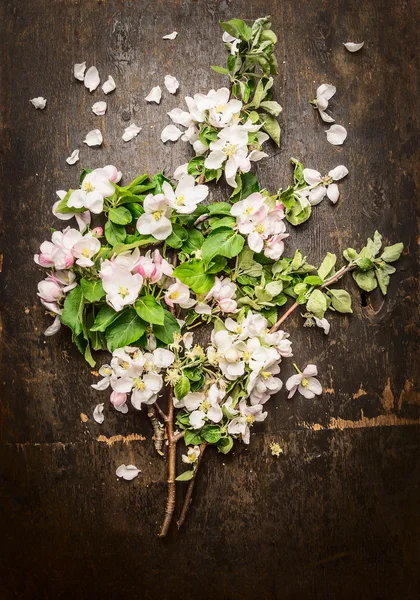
147 406 165 456
270 264 354 333
177 442 208 530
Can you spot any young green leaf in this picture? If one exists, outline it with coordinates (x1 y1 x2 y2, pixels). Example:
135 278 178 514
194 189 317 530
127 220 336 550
201 425 222 444
173 260 215 294
134 295 165 325
80 278 105 303
90 305 119 332
105 221 126 246
353 270 377 292
176 470 195 482
105 309 146 351
218 436 234 454
329 289 353 313
318 253 337 280
153 310 181 345
375 263 396 295
201 227 245 264
260 112 281 146
184 430 203 446
166 223 188 249
380 243 403 263
108 206 133 225
306 289 327 318
61 286 84 337
175 374 190 400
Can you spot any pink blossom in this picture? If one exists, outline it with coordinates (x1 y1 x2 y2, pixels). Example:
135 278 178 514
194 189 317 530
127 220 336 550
110 391 127 407
136 249 173 283
165 281 196 309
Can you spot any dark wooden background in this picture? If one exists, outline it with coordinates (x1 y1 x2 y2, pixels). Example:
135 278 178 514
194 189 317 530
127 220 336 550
1 0 419 598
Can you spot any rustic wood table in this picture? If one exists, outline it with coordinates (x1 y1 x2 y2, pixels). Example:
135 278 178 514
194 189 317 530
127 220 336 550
1 1 419 598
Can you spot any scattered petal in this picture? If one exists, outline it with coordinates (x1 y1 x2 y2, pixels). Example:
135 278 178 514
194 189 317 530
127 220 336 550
122 123 141 142
74 62 86 81
30 97 47 109
343 41 364 52
314 317 331 335
164 75 179 94
116 464 140 481
102 75 116 94
84 66 100 92
326 183 340 203
161 124 183 143
114 403 128 414
145 85 162 104
93 403 105 424
44 315 61 336
326 124 347 145
83 129 103 147
66 149 80 165
92 101 107 116
328 165 349 181
163 31 178 40
318 109 335 123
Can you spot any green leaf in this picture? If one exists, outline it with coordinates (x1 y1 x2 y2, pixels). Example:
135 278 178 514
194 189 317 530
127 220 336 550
318 253 337 280
375 263 396 295
105 309 147 351
329 289 353 313
175 375 190 400
201 425 222 444
184 430 203 446
110 236 157 256
90 305 119 332
306 289 327 318
182 229 205 253
134 295 165 325
54 189 85 215
125 174 149 190
304 275 324 286
252 80 266 108
61 286 84 337
153 310 181 345
108 206 132 225
210 216 236 229
265 280 283 296
125 203 144 219
84 342 96 368
279 186 295 210
380 242 403 263
211 65 229 74
176 470 194 482
80 278 105 303
201 227 245 264
286 202 311 226
237 172 259 200
366 230 382 258
218 436 234 454
105 220 126 246
221 18 252 41
207 202 232 215
353 269 378 292
259 100 282 116
343 248 358 262
291 157 305 186
261 112 281 146
166 223 188 249
205 256 228 274
356 257 374 271
173 260 215 294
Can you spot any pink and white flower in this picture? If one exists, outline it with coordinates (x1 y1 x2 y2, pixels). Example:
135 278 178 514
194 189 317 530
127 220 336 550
303 166 348 205
68 167 116 214
136 249 173 283
204 124 252 187
72 234 101 267
165 281 196 309
34 227 82 270
227 399 268 444
100 261 143 312
136 194 173 240
163 175 208 214
205 277 237 313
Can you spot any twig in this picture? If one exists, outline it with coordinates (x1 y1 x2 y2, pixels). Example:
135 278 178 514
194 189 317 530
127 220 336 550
270 264 354 333
147 406 165 456
177 442 208 530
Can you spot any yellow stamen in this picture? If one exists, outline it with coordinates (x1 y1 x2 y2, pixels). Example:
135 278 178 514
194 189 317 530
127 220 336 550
246 414 255 424
84 182 94 192
82 248 90 257
176 195 185 205
223 142 238 157
200 400 211 411
133 377 145 391
301 377 309 387
153 211 162 220
119 286 129 298
255 224 265 234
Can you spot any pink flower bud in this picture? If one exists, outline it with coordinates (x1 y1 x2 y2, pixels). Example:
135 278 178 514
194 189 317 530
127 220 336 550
91 226 103 238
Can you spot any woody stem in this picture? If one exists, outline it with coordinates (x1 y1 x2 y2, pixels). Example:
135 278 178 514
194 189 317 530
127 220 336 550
177 442 208 530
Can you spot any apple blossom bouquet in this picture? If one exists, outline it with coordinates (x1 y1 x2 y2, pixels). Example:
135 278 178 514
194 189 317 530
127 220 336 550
34 16 403 536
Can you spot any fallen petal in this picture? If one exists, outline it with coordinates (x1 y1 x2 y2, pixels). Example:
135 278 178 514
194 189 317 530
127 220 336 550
326 124 347 145
74 62 86 81
102 75 116 94
164 75 179 94
30 97 47 109
93 403 105 424
163 31 178 40
84 66 100 92
84 129 103 146
116 464 140 481
326 183 340 204
318 109 335 123
343 41 364 52
161 124 183 143
92 101 107 116
145 85 162 104
114 403 128 414
122 123 141 142
44 315 61 336
66 149 80 165
328 165 349 181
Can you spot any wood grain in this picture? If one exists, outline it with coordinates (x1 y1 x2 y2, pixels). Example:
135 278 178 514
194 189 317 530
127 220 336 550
1 0 419 598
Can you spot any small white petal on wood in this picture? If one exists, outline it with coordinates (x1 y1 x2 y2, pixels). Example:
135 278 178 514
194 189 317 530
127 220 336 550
326 124 347 146
116 464 141 481
164 75 179 94
84 66 100 92
44 316 61 336
30 97 47 109
66 149 80 165
114 403 129 414
343 42 364 52
163 31 178 40
93 403 105 424
161 124 183 143
91 101 107 116
74 62 86 81
122 123 141 142
83 129 103 146
102 75 116 94
145 86 162 104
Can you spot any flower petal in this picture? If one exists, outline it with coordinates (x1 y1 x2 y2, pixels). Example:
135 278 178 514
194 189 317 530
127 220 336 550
308 185 327 205
74 62 86 81
326 183 340 204
163 31 178 40
93 403 105 424
84 66 100 92
317 83 336 101
102 75 116 94
122 123 141 142
30 97 47 109
343 41 364 52
328 165 349 181
303 168 322 185
326 124 347 145
66 149 80 165
83 129 103 147
115 464 140 480
164 75 179 94
173 163 189 180
318 109 335 123
145 86 162 104
44 315 61 336
303 364 318 377
161 124 182 143
91 101 107 116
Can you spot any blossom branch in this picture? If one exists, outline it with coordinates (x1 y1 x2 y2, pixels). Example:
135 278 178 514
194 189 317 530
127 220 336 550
177 442 208 530
147 406 165 456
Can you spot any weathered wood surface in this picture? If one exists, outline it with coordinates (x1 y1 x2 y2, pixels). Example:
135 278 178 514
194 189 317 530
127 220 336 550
1 0 419 598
